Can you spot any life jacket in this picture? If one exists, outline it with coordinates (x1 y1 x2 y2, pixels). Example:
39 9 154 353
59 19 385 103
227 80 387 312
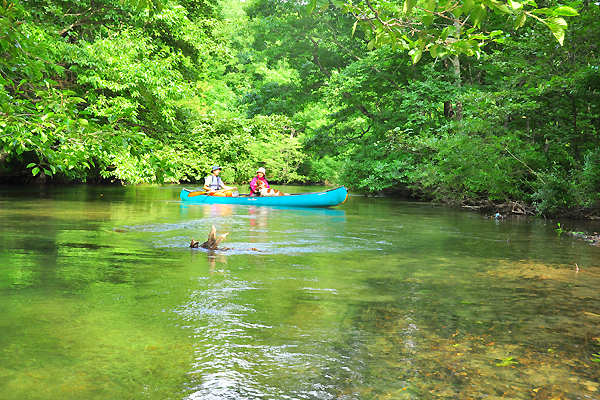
207 174 223 191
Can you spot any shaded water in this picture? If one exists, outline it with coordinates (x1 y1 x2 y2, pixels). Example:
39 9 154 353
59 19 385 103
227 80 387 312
1 184 599 400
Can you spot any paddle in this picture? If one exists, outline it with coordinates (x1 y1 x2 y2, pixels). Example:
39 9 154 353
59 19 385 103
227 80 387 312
188 187 237 197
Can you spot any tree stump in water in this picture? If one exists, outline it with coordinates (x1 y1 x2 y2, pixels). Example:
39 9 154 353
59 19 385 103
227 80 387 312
190 225 230 250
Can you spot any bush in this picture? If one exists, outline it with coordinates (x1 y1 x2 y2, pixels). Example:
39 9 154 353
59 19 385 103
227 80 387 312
581 147 600 205
531 169 577 214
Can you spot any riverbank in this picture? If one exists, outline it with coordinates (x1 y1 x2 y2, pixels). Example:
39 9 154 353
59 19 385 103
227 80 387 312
3 177 600 221
568 231 600 247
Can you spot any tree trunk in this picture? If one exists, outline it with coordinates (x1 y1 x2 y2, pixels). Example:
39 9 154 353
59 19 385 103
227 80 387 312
571 95 580 161
450 55 463 121
444 101 455 119
0 150 8 167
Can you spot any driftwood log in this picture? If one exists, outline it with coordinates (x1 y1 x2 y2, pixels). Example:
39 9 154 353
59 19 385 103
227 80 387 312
189 226 264 252
190 225 230 250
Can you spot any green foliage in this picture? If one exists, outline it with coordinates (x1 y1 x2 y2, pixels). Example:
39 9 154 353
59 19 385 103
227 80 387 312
324 0 578 63
302 155 343 184
1 0 599 219
120 0 163 16
531 169 577 214
0 1 183 183
160 113 306 184
581 148 600 204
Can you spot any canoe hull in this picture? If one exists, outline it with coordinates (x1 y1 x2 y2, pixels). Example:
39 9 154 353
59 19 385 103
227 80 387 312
180 186 348 207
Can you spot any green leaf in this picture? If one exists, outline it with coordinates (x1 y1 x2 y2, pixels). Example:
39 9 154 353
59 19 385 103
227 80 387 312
410 48 423 64
492 2 512 14
430 44 439 58
352 20 358 37
306 0 317 14
32 167 40 176
424 0 436 12
27 163 36 168
367 39 376 50
548 16 568 28
403 0 416 15
547 17 567 45
509 0 523 10
136 0 147 13
461 0 476 14
422 12 435 26
531 7 553 14
514 12 526 29
440 26 450 41
552 6 578 16
471 4 487 28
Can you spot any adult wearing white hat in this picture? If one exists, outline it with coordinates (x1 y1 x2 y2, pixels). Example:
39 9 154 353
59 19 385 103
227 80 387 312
250 167 270 196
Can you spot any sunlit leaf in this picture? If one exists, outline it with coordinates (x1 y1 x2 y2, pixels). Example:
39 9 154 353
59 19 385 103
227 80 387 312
546 18 567 45
410 48 422 63
548 16 568 28
552 6 578 16
509 0 523 10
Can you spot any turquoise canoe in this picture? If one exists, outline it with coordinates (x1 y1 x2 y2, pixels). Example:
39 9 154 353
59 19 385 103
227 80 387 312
180 186 348 207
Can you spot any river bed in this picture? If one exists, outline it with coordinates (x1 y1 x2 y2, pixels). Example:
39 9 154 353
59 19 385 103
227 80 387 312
1 184 599 399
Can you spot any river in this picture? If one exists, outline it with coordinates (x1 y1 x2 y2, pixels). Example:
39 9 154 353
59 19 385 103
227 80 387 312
1 184 599 399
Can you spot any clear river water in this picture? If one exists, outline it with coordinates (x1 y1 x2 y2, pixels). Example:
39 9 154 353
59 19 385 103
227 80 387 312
1 184 599 400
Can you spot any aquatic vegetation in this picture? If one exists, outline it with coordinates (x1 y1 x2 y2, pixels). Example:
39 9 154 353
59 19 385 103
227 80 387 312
496 357 518 367
593 340 600 363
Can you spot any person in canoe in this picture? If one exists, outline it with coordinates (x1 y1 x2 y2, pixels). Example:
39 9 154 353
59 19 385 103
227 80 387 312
250 167 269 196
204 166 237 196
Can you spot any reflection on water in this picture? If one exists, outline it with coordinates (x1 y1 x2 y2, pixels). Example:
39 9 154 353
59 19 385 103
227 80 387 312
1 185 599 400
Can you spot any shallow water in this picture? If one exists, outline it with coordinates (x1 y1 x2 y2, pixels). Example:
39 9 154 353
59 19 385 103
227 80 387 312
1 184 599 399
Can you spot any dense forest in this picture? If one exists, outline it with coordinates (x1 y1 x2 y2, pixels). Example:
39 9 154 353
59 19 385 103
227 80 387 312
1 0 598 216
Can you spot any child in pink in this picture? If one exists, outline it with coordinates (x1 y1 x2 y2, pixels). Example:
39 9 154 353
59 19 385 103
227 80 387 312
250 167 270 196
